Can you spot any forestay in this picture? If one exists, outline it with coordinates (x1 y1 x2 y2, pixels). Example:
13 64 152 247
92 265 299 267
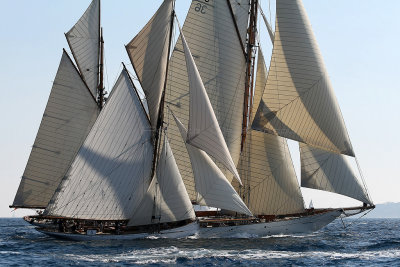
128 136 195 227
66 0 100 97
126 0 173 128
12 51 98 208
164 0 247 199
300 143 372 205
180 30 241 184
45 69 153 220
252 0 355 156
173 114 252 217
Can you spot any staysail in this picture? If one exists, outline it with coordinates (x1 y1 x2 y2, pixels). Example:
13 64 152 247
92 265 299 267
128 135 195 226
180 29 241 184
126 0 174 128
66 0 100 97
252 0 355 156
300 143 372 204
173 114 252 217
45 69 153 220
164 0 247 199
12 51 99 208
235 49 305 215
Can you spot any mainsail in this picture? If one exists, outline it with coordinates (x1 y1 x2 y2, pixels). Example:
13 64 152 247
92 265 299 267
65 0 100 97
128 136 195 226
45 69 153 220
126 0 174 128
12 51 99 208
252 0 355 157
165 0 247 199
300 143 372 204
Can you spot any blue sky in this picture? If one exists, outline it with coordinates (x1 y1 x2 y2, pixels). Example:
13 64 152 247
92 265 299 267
0 0 399 217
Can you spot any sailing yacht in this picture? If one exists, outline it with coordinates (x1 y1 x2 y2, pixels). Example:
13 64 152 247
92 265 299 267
10 0 374 240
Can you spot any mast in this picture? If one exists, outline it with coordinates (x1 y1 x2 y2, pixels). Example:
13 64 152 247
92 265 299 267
150 2 175 179
98 27 105 108
241 0 258 151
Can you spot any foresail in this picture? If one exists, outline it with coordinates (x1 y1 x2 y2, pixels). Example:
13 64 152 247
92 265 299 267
128 136 195 226
126 0 173 128
235 130 305 215
164 0 247 199
12 51 98 208
180 30 241 184
300 143 372 205
45 69 153 220
173 114 252 217
252 0 355 156
66 0 100 97
250 48 267 124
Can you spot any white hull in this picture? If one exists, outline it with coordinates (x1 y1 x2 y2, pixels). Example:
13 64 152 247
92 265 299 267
37 210 341 240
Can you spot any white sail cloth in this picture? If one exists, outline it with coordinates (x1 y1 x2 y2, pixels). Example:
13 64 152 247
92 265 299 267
164 0 247 199
252 0 355 157
300 144 372 205
172 113 252 217
12 51 99 208
128 137 195 226
180 29 241 185
126 0 173 128
229 0 250 48
45 69 153 220
66 0 100 97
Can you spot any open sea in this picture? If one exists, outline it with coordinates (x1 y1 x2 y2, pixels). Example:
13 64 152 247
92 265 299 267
0 218 399 266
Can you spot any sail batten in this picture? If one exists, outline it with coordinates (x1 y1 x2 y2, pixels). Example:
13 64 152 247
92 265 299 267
66 0 100 98
45 69 153 220
252 0 354 157
12 51 99 208
126 0 173 128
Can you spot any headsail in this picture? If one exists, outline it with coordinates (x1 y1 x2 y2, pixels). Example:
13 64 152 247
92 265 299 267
126 0 174 128
173 113 252 217
66 0 100 97
180 29 241 184
45 69 153 220
128 135 195 226
252 0 354 156
164 0 247 199
300 143 372 205
12 51 99 208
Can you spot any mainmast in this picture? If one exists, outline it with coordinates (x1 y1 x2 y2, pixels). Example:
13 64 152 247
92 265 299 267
241 0 258 151
150 3 176 179
97 27 105 108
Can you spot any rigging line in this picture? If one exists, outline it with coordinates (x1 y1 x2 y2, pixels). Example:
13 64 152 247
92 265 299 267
342 208 373 229
103 43 110 94
355 156 373 202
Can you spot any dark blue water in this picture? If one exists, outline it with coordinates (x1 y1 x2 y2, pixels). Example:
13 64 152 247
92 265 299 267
1 218 399 266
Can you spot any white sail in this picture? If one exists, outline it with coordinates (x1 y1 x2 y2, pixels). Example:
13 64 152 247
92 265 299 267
180 28 241 184
45 69 153 220
172 113 252 217
164 0 247 199
237 130 305 215
66 0 100 97
260 6 274 42
126 0 173 128
300 143 372 205
250 48 267 124
252 0 355 156
128 136 195 226
12 51 98 208
229 0 250 48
